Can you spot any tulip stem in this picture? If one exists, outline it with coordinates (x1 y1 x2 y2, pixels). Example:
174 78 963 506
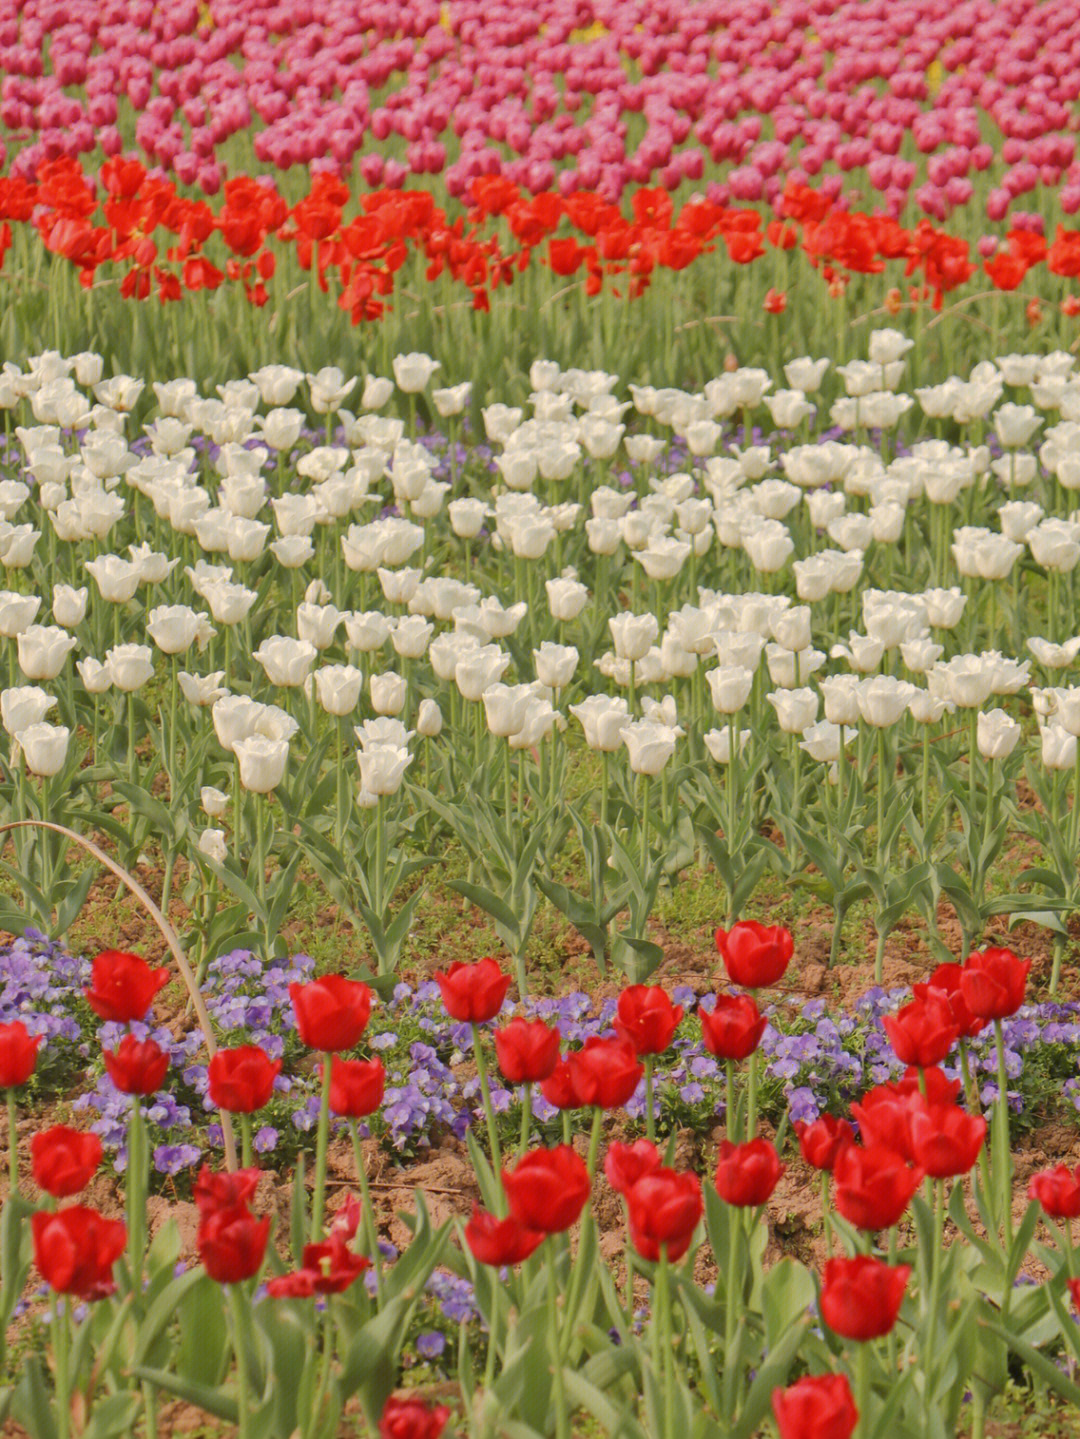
656 1246 675 1438
347 1122 382 1286
993 1019 1014 1254
722 1207 742 1422
725 1060 736 1142
127 1098 147 1306
519 1084 532 1156
746 1050 758 1141
226 1282 252 1439
821 1172 832 1256
472 1023 503 1191
545 1243 569 1439
310 1054 333 1242
6 1089 17 1195
54 1297 71 1439
925 1178 945 1425
644 1056 655 1144
875 728 887 870
639 774 649 874
855 1341 872 1438
239 1113 253 1170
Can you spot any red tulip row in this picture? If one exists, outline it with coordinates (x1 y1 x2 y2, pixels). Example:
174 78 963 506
0 929 1071 1438
5 157 1080 326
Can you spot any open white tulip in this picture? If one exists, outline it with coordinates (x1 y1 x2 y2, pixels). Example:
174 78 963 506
18 626 78 681
17 721 70 777
253 637 318 687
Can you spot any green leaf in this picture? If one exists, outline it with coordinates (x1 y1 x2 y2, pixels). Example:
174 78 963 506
80 1393 142 1439
447 879 519 935
132 1366 239 1424
12 1357 58 1439
177 1275 230 1389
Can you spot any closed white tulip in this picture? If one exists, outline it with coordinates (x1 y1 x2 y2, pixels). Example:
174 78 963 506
977 709 1021 760
253 636 318 687
234 734 290 793
201 786 229 817
357 744 412 796
533 642 578 691
52 585 88 628
17 721 70 777
313 665 365 716
416 698 443 737
1 686 56 736
18 626 78 681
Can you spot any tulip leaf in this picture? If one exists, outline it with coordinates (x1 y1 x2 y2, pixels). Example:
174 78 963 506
79 1392 143 1439
176 1274 229 1389
12 1356 58 1439
730 1313 810 1439
132 1365 239 1424
979 1315 1080 1406
761 1257 814 1350
563 1367 649 1439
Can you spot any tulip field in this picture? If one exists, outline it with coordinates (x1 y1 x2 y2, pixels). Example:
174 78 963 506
9 3 1080 1439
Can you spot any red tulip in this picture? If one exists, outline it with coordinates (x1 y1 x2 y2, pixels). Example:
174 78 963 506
568 1036 643 1110
502 1145 591 1234
614 985 683 1055
604 1139 663 1197
959 947 1030 1021
193 1165 262 1218
464 1204 546 1265
833 1145 923 1231
699 993 767 1061
1069 1276 1080 1312
207 1044 281 1113
772 1372 859 1439
538 1056 578 1110
627 1168 703 1262
0 1020 42 1088
433 957 511 1023
326 1056 386 1117
84 950 170 1024
31 1206 126 1300
198 1204 271 1284
908 1101 986 1178
103 1035 170 1096
926 963 984 1039
794 1115 854 1173
289 975 372 1052
881 986 960 1068
850 1085 916 1162
819 1255 910 1340
1028 1163 1080 1219
379 1395 450 1439
266 1233 370 1296
493 1017 561 1084
715 921 793 989
31 1125 103 1198
715 1137 784 1207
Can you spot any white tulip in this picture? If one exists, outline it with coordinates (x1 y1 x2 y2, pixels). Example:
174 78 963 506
234 734 290 793
609 612 659 662
767 644 826 688
17 721 69 777
432 382 472 418
18 626 78 681
344 611 392 653
0 592 41 639
260 408 305 452
546 576 589 622
52 585 88 629
297 603 343 650
620 720 678 775
308 368 357 413
818 674 862 726
448 499 491 540
357 744 412 796
197 828 228 864
253 637 318 687
201 787 229 817
392 353 440 394
416 698 443 737
483 683 535 738
105 642 154 691
362 376 394 410
706 665 754 714
569 695 630 751
1027 636 1080 669
784 357 830 393
85 554 141 604
270 536 316 568
147 605 213 655
766 687 819 733
533 642 578 690
370 671 407 716
977 709 1021 760
908 690 952 725
1041 724 1077 770
1 686 56 736
249 365 304 406
313 665 365 716
856 675 917 727
703 727 751 763
76 658 113 695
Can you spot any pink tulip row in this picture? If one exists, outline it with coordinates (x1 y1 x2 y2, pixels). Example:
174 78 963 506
3 0 1080 223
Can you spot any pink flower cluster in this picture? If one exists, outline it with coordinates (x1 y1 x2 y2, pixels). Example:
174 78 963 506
2 0 1080 223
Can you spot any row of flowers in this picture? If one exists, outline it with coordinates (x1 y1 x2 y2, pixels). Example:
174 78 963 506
2 931 1079 1438
7 161 1080 321
2 0 1080 229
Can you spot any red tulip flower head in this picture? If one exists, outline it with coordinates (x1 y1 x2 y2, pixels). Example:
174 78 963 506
265 1233 370 1296
794 1115 854 1172
502 1145 591 1234
614 985 683 1055
198 1204 271 1284
715 1138 784 1207
193 1165 262 1218
908 1100 986 1178
289 975 372 1052
819 1255 911 1340
604 1139 663 1197
379 1395 451 1439
881 985 960 1068
772 1372 859 1439
464 1205 546 1266
715 921 794 988
32 1206 127 1300
1028 1163 1080 1219
833 1145 923 1231
207 1045 282 1113
538 1055 578 1111
31 1125 103 1198
103 1035 170 1096
0 1020 42 1088
926 963 984 1039
699 992 767 1061
433 957 511 1023
493 1016 561 1084
569 1035 643 1110
326 1056 386 1117
959 947 1030 1021
626 1168 703 1262
84 950 169 1024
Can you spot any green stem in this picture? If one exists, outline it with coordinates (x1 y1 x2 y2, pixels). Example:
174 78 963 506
725 1059 736 1142
127 1099 146 1305
924 1178 945 1426
993 1019 1014 1251
855 1341 872 1438
723 1205 742 1421
545 1243 569 1439
657 1246 675 1437
821 1171 832 1256
226 1282 252 1439
876 727 887 869
519 1085 532 1156
239 1114 253 1170
54 1297 71 1439
644 1055 655 1144
310 1054 333 1241
348 1122 382 1290
746 1050 758 1141
472 1023 503 1193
